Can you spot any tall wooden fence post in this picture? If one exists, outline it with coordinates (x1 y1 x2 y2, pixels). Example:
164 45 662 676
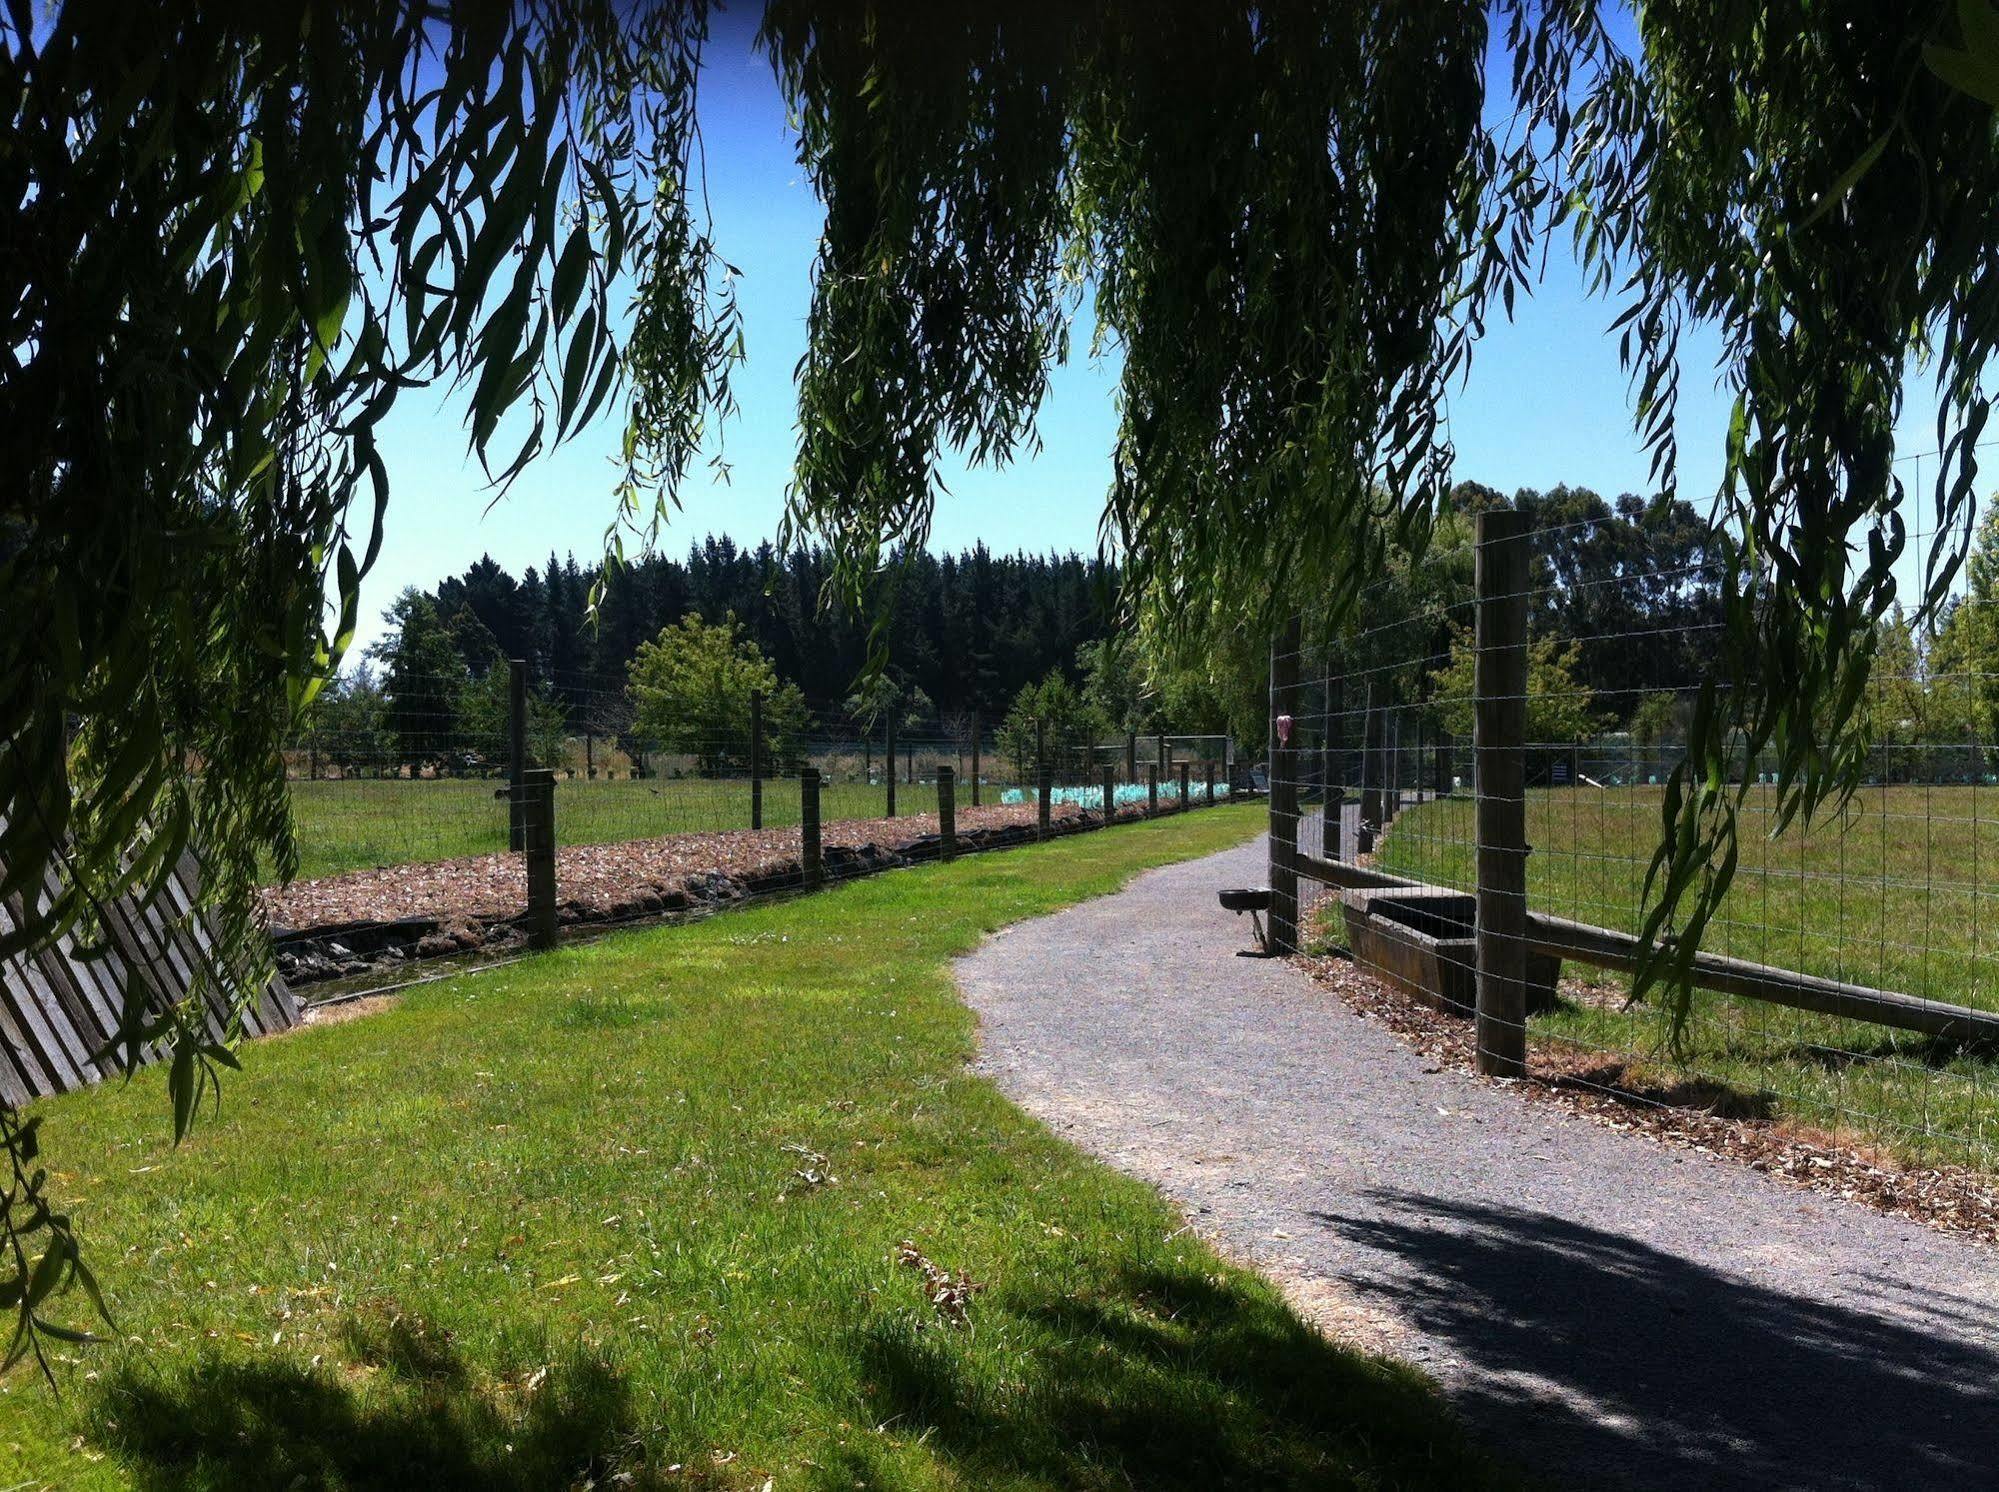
801 767 823 887
1269 618 1301 953
1037 760 1053 840
1102 765 1118 825
1177 760 1190 812
508 658 528 851
1146 764 1159 819
1204 760 1216 810
886 713 897 817
1475 508 1532 1078
937 765 956 862
971 711 982 807
749 688 764 831
524 767 557 950
1126 731 1137 783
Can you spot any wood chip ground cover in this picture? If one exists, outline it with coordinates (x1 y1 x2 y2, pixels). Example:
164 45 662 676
259 802 1083 931
1299 951 1999 1245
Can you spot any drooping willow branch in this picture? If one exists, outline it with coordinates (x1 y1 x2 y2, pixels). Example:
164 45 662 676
751 0 1999 1040
1 0 733 1365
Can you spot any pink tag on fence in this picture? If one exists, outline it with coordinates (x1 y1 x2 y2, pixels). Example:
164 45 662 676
1276 714 1293 746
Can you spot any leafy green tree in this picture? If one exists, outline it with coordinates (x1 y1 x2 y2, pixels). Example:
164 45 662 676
843 674 934 736
367 591 469 777
305 665 393 778
1077 639 1158 736
1928 503 1999 756
446 603 505 681
1431 630 1609 746
629 614 807 775
996 673 1107 783
456 672 569 774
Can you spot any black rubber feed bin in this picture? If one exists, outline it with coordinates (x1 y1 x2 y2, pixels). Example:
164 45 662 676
1218 887 1272 914
1218 887 1276 955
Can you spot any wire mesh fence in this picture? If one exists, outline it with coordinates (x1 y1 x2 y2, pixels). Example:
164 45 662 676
1276 497 1999 1181
267 665 1244 995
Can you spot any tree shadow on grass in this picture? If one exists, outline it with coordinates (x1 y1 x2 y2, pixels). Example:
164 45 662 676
850 1256 1521 1490
1315 1191 1999 1491
91 1311 657 1491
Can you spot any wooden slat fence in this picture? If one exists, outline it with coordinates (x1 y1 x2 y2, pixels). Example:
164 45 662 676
0 844 298 1103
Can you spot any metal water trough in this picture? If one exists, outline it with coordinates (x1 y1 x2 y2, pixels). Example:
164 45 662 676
1341 886 1561 1018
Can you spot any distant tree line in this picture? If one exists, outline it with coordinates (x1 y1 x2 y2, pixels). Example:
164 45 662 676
302 489 1744 777
399 538 1115 720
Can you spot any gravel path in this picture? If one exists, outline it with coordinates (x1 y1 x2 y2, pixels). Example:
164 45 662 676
957 837 1999 1491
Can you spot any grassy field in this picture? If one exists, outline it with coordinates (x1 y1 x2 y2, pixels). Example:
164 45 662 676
1360 784 1999 1170
279 777 961 882
4 802 1515 1490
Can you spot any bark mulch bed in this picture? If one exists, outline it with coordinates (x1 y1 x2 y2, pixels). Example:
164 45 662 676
1298 949 1999 1246
263 802 1091 984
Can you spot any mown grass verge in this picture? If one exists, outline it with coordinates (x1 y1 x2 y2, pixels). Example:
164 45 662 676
2 802 1514 1490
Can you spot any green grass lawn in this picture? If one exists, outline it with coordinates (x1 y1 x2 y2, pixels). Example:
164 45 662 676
280 777 964 881
1364 785 1999 1170
6 802 1513 1491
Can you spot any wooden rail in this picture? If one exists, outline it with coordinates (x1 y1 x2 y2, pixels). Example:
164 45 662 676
1520 911 1999 1045
1294 852 1999 1045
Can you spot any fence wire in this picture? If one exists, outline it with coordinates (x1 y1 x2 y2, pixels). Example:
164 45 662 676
268 667 1242 995
1277 497 1999 1183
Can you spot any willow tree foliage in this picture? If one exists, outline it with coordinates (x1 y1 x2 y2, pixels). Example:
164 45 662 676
749 0 1999 1025
8 0 1999 1364
0 1 734 1369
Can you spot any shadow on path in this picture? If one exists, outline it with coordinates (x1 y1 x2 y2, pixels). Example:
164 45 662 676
1318 1191 1999 1489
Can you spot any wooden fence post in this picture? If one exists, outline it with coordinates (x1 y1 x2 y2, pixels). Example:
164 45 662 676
1037 762 1053 839
524 767 557 950
508 658 528 851
1269 617 1301 954
937 765 956 862
1146 764 1159 819
886 713 897 817
1102 764 1117 825
971 711 982 807
749 688 764 831
1126 730 1137 783
1177 760 1190 812
1204 760 1216 810
801 767 823 887
1475 508 1532 1078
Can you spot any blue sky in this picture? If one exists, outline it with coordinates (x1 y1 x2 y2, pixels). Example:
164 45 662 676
352 9 1960 654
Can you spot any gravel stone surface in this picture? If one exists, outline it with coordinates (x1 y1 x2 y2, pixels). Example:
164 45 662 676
956 837 1999 1491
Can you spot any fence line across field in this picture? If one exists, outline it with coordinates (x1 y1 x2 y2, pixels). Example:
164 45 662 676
266 669 1249 996
1273 505 1999 1176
